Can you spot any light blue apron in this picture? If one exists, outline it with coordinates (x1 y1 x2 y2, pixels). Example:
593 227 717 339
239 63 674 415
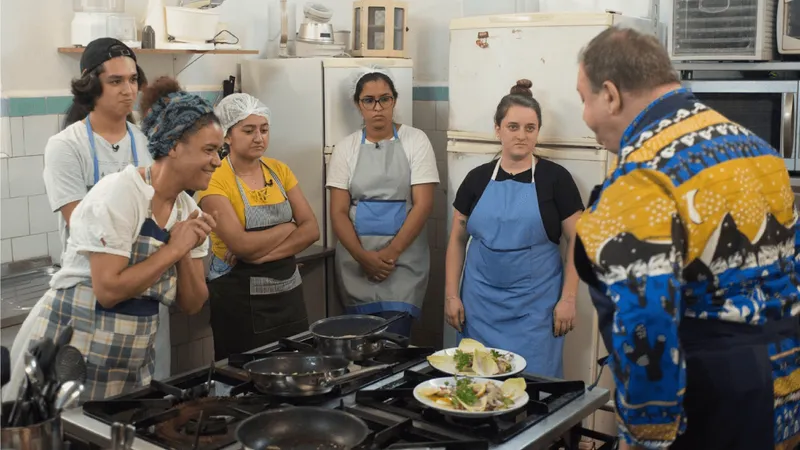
85 114 138 187
334 124 429 319
459 158 564 378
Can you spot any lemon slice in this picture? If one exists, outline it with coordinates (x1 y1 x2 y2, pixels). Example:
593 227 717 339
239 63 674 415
457 338 486 353
501 378 527 400
417 386 440 397
472 349 500 376
427 355 457 373
434 397 453 407
458 394 488 412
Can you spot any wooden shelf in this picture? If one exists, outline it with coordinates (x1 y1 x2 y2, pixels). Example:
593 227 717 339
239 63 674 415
58 47 258 55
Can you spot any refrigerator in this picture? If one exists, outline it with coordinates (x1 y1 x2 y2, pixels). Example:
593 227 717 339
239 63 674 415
444 11 655 432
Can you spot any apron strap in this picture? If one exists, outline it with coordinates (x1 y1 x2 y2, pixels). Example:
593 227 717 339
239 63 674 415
491 155 537 182
86 114 139 185
360 124 400 144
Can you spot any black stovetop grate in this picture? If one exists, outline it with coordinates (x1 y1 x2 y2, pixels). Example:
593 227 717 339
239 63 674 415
81 336 437 450
354 366 586 445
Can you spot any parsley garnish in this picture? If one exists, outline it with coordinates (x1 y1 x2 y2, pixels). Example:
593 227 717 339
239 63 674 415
452 377 478 406
454 350 473 372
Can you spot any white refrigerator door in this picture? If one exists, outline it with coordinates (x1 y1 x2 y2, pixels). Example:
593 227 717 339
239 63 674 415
241 58 326 246
322 58 415 148
448 12 655 146
445 140 608 385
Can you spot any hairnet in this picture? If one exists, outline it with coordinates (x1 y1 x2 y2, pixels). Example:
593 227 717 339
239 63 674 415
214 93 272 136
349 65 392 100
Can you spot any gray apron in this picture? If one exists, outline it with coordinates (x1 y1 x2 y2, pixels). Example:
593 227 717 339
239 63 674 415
208 158 307 361
334 125 429 318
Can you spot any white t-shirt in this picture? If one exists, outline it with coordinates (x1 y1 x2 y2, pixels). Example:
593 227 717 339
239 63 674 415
50 165 209 290
43 120 153 254
326 125 440 190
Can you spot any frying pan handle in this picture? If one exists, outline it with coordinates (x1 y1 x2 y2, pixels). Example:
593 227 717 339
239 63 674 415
366 331 409 348
321 363 393 387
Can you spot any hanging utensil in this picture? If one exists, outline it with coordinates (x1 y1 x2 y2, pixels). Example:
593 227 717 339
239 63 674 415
52 381 84 416
55 345 87 384
235 407 370 450
243 354 392 397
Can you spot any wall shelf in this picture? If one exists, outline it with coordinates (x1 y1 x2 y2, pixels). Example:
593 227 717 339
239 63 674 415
57 47 258 55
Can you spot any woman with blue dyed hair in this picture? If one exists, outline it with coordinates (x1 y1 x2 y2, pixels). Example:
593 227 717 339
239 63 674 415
5 77 223 402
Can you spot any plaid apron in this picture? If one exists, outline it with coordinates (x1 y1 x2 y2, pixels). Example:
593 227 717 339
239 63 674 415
27 166 180 401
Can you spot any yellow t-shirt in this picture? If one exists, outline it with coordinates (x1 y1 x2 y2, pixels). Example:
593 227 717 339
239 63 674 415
196 157 298 260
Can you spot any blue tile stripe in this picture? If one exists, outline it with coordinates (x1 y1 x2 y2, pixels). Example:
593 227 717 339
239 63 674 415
2 86 449 117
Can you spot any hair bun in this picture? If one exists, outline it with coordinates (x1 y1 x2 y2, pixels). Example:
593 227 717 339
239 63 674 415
509 79 533 98
139 76 183 115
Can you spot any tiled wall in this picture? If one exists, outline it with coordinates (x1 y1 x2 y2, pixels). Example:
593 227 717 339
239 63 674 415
409 89 449 348
0 92 221 266
1 113 63 265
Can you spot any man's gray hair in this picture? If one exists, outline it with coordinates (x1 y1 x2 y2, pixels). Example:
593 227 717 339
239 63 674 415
579 27 679 94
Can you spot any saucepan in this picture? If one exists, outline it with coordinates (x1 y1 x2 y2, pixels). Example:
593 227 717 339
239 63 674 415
243 354 391 397
236 406 370 450
309 313 410 361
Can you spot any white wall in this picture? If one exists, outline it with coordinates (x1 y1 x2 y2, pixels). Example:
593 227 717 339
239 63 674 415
0 0 663 95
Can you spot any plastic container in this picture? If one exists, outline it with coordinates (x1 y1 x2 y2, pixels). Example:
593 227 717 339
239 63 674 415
165 6 221 44
73 0 124 13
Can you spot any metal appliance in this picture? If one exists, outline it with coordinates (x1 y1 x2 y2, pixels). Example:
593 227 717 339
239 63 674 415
60 331 613 449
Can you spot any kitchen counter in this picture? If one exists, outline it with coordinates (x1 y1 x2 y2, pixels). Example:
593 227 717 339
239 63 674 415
0 245 334 331
1 267 57 328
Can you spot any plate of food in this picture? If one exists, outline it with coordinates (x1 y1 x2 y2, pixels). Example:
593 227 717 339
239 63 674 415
413 376 529 418
426 338 526 378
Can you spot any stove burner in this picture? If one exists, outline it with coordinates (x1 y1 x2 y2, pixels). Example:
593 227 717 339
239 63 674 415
153 397 269 449
183 414 233 436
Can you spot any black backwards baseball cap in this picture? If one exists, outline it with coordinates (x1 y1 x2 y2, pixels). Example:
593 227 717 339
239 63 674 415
80 38 139 76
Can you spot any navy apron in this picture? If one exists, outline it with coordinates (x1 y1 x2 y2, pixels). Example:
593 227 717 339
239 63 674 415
458 157 564 378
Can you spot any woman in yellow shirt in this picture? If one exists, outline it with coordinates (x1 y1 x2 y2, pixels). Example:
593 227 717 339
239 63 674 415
196 94 320 360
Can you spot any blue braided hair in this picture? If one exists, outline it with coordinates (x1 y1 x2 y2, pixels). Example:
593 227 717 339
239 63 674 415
140 77 217 159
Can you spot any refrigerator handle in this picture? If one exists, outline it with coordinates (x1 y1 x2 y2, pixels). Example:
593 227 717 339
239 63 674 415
782 92 795 160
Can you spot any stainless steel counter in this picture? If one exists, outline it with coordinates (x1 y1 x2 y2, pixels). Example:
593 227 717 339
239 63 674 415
61 331 611 450
1 266 57 328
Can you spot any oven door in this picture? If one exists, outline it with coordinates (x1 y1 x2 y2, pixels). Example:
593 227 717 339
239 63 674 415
682 80 798 172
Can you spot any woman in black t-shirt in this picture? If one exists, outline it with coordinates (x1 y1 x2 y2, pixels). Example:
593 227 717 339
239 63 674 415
444 79 583 377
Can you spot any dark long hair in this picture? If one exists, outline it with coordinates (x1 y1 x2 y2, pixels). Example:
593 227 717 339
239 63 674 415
62 63 147 129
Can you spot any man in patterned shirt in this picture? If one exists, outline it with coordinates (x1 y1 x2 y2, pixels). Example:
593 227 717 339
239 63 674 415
573 27 800 450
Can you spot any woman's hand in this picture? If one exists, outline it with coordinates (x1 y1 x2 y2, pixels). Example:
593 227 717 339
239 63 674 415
553 297 576 337
445 295 465 332
357 251 394 281
168 210 213 255
223 250 237 267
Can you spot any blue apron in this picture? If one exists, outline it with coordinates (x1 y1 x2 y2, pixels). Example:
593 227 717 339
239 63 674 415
459 157 564 378
85 114 138 187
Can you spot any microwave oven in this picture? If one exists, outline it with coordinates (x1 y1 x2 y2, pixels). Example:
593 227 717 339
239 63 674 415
668 0 776 61
778 0 800 54
683 80 798 173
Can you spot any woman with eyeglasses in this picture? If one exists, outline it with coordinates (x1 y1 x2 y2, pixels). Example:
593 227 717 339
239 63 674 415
326 67 440 338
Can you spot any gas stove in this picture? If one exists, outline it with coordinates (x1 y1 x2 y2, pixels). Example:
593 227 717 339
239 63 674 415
61 331 614 450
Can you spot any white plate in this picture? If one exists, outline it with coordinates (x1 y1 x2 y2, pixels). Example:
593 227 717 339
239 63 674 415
426 347 527 378
413 377 529 418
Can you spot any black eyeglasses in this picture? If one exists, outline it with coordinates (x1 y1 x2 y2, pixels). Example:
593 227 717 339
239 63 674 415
359 95 394 110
